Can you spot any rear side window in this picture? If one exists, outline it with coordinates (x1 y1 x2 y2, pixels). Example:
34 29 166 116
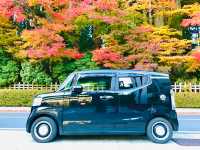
119 77 135 89
118 76 148 90
156 79 171 92
148 80 159 93
77 76 112 91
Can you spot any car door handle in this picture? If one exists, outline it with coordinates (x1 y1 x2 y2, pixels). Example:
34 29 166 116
100 96 114 100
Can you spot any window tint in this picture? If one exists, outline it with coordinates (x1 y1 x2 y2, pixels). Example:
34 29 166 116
156 79 171 91
147 80 159 93
135 76 142 87
118 75 150 90
134 76 150 87
77 76 112 91
119 77 135 89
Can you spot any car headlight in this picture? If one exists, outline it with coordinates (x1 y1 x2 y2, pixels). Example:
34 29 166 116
32 97 43 106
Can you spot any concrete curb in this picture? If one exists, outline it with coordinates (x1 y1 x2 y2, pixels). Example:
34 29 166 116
0 107 200 115
176 108 200 115
0 107 31 112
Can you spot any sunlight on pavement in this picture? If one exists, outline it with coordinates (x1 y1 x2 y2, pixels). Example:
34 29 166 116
0 131 199 150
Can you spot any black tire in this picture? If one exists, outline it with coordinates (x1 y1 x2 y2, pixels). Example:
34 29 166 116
146 117 173 144
31 117 58 143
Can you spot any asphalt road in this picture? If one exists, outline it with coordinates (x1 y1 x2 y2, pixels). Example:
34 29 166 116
0 112 200 149
0 112 199 132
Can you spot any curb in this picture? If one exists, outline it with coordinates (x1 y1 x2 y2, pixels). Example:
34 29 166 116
177 112 200 115
176 108 200 115
0 107 31 112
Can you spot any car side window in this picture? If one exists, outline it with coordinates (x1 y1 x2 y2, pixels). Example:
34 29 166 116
58 73 75 91
77 76 112 92
119 77 136 89
147 80 159 93
118 75 150 90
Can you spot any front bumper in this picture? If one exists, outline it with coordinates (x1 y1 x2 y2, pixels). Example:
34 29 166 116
26 107 36 133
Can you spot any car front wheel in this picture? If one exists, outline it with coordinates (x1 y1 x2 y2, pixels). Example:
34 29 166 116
31 117 58 143
146 117 173 144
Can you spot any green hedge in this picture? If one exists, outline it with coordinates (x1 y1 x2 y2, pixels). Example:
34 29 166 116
175 92 200 108
0 90 199 108
0 89 48 106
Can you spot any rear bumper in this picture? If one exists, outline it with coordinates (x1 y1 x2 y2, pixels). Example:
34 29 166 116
169 110 179 131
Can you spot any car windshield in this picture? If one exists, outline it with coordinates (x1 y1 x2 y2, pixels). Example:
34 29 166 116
57 73 75 91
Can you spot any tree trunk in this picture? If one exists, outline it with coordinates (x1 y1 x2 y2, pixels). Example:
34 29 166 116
176 0 181 8
148 0 153 25
154 12 164 27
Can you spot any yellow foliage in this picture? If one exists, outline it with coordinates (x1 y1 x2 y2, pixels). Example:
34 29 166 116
0 15 23 55
159 56 193 65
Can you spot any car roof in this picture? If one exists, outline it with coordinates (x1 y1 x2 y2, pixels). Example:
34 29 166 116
75 70 169 78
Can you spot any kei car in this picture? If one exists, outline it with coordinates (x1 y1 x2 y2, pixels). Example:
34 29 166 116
26 70 178 143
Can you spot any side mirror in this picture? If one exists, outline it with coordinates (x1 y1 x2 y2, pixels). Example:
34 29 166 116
71 86 83 95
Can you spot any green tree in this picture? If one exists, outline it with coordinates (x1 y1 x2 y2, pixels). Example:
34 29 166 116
20 62 52 85
181 0 200 6
0 49 19 86
52 53 99 83
0 16 20 86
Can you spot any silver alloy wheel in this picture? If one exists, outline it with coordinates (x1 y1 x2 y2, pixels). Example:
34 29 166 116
34 121 52 140
151 121 169 140
38 124 49 136
154 125 166 136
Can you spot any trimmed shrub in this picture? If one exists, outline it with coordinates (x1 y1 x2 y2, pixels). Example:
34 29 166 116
0 89 49 106
175 92 200 108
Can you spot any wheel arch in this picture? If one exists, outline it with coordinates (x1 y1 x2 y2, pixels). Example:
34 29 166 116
28 114 60 135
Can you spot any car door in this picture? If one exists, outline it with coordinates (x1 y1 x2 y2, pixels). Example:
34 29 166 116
62 73 119 134
116 74 152 133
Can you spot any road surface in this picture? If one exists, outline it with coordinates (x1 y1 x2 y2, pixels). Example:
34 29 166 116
0 112 199 132
0 112 199 149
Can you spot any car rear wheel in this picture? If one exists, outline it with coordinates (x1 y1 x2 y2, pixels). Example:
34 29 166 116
146 117 173 144
31 117 58 143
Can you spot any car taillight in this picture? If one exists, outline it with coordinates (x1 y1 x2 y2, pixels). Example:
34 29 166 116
170 89 176 110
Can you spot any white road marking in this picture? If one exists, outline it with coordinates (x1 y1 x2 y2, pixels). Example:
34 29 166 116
0 128 25 130
176 131 200 134
179 119 200 121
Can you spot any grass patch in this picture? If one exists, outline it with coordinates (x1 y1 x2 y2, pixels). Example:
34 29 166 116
175 92 200 108
0 89 49 106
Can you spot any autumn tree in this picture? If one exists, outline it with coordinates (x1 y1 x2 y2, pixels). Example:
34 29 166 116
0 16 20 86
91 24 191 73
179 5 200 76
128 0 178 26
0 0 199 84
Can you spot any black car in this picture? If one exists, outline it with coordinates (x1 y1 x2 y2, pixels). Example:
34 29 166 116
26 70 178 144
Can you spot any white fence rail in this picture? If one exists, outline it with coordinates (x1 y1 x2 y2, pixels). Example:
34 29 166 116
0 82 200 93
172 83 200 93
1 83 60 91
